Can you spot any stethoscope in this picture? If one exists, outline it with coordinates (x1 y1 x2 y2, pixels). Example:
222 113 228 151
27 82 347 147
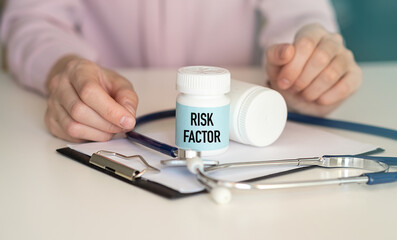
126 110 397 204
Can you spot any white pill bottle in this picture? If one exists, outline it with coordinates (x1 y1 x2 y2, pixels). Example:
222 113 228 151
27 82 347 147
228 80 287 147
175 66 230 156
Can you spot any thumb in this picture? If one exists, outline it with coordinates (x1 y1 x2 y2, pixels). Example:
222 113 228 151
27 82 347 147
265 43 295 87
114 81 138 119
105 72 139 129
115 87 138 119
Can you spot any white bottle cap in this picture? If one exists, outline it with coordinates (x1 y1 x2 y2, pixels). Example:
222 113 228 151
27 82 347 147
229 80 287 147
177 66 230 95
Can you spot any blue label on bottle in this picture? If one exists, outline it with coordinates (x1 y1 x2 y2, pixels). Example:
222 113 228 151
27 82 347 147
175 102 229 151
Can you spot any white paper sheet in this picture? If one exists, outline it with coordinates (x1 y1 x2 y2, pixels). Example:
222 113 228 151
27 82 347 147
69 120 379 193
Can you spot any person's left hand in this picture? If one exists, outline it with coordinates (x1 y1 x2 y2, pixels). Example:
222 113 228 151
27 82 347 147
265 23 362 116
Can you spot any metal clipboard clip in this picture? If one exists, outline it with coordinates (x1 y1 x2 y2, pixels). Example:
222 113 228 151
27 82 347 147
89 150 160 181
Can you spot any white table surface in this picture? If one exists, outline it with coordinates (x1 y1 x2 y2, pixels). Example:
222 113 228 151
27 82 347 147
1 63 396 240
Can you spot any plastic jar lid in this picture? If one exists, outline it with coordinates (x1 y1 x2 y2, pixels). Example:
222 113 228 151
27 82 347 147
237 87 287 147
177 66 230 95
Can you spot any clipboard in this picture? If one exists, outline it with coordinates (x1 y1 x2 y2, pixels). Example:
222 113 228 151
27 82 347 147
56 147 195 199
56 146 315 199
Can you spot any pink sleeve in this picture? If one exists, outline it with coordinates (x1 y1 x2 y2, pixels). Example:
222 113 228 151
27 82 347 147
1 0 98 95
258 0 339 49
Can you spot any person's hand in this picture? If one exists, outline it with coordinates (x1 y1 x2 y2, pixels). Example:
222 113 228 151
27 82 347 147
45 55 138 142
265 23 362 116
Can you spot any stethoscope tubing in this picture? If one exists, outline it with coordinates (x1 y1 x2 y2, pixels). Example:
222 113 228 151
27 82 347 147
288 112 397 141
127 110 397 156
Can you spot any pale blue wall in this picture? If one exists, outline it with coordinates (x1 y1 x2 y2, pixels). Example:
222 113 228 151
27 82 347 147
332 0 397 62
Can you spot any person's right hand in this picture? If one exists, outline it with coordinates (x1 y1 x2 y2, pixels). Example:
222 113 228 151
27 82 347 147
45 55 138 142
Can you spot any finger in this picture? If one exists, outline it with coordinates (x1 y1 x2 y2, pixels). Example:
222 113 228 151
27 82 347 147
45 100 85 142
317 66 362 105
47 115 84 143
293 34 344 92
56 102 114 142
70 68 136 130
58 77 122 133
266 44 295 82
277 24 327 90
301 53 349 102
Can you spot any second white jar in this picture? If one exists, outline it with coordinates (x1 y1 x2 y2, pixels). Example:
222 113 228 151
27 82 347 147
228 79 287 147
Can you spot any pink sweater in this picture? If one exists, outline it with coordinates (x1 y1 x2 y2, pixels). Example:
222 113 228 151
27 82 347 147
1 0 338 95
